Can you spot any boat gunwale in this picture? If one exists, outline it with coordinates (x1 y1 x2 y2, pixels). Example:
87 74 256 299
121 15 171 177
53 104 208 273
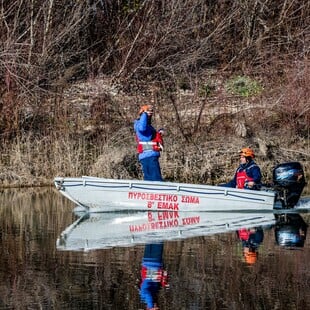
54 176 276 199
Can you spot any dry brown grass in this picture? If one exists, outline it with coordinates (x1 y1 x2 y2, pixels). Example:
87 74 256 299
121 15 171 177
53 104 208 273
1 67 309 191
0 85 309 193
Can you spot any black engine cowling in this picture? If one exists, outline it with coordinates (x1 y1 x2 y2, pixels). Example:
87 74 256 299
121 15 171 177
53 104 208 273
273 162 306 208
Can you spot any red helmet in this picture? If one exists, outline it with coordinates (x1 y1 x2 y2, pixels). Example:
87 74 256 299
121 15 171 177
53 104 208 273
239 147 255 158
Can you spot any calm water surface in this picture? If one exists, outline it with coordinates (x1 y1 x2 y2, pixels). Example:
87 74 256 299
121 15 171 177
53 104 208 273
0 188 309 310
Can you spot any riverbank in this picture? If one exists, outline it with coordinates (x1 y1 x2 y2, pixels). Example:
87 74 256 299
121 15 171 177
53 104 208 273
1 1 309 192
1 74 309 191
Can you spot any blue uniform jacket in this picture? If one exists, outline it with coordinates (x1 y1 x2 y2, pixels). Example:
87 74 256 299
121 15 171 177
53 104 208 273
134 113 160 160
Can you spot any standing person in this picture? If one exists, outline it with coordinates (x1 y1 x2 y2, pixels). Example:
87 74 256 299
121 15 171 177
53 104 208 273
134 105 164 181
220 147 262 189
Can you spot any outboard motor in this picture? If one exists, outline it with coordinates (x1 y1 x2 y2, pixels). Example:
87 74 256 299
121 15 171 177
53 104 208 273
273 162 306 208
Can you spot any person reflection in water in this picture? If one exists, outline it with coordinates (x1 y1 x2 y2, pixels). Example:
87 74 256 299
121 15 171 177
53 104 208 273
237 227 264 265
139 242 169 310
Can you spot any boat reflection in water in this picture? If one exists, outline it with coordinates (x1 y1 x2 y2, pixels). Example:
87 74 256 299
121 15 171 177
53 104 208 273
57 208 308 309
56 209 277 251
56 209 308 252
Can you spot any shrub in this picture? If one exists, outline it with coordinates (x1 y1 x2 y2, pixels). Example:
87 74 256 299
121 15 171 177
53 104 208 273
225 76 263 97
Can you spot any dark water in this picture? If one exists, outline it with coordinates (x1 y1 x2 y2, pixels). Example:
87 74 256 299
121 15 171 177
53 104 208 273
0 188 309 310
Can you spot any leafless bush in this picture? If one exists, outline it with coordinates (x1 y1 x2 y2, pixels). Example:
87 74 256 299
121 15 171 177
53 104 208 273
0 1 95 136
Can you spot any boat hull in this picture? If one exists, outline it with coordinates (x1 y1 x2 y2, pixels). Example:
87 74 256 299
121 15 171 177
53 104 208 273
54 177 277 212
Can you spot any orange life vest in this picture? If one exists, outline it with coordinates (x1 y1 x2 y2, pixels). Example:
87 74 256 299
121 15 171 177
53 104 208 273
136 131 163 154
236 167 254 189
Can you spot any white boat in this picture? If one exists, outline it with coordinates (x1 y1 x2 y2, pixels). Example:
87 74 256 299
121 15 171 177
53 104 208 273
56 210 276 251
54 162 306 213
54 176 277 212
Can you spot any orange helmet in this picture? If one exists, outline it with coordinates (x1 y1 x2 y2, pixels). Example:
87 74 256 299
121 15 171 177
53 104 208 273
239 147 255 158
138 105 153 116
243 249 258 265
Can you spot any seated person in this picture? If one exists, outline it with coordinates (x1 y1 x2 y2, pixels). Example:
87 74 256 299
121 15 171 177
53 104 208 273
220 147 262 190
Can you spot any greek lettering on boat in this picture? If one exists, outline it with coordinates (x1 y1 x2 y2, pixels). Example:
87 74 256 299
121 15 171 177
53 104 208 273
128 192 200 205
157 211 179 220
181 195 200 204
129 219 179 232
157 202 179 210
182 216 200 225
128 192 178 202
128 213 201 232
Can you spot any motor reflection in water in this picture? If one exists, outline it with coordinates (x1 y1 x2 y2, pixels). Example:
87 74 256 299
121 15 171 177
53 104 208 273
139 243 169 310
274 213 308 248
236 212 308 266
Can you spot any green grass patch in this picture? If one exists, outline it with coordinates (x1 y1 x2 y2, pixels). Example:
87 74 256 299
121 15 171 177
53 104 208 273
225 76 263 97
